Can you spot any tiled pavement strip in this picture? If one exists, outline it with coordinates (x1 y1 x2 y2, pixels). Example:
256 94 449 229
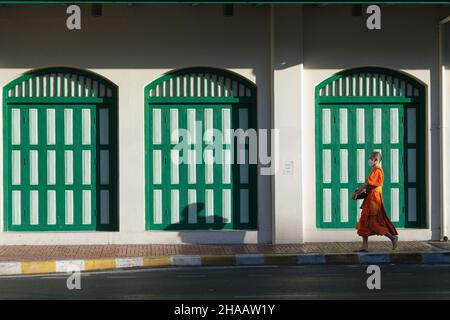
0 241 437 261
0 241 449 275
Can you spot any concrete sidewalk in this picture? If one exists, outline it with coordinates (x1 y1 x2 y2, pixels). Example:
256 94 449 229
0 241 449 275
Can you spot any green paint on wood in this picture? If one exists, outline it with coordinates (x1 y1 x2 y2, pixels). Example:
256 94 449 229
315 67 426 229
3 67 118 231
144 67 257 230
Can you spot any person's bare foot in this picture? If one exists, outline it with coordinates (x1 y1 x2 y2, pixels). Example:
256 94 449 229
391 236 398 250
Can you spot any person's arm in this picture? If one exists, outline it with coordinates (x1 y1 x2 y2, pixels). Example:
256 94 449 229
352 183 367 199
352 174 378 198
352 169 381 199
360 183 378 191
356 182 368 193
359 168 382 194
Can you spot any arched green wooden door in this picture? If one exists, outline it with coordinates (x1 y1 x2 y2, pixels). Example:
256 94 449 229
3 67 118 231
315 67 425 229
145 67 257 230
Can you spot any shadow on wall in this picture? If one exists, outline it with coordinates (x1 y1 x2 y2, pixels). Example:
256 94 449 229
1 4 447 71
301 3 447 239
302 4 449 70
0 4 272 70
164 203 246 244
0 3 273 243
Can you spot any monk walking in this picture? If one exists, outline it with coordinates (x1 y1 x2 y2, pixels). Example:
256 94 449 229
352 151 398 252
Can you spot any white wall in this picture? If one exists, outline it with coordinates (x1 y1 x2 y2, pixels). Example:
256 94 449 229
0 4 448 245
0 4 272 244
302 5 448 242
270 5 304 244
440 19 450 241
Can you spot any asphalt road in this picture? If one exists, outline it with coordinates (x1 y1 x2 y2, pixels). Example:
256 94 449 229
0 264 449 299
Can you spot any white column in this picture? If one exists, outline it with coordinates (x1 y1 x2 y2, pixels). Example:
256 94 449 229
271 5 304 244
440 20 450 240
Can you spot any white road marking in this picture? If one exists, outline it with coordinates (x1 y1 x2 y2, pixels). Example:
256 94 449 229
420 264 450 267
0 273 92 279
308 274 347 277
236 294 319 298
237 291 450 299
346 265 365 268
80 265 279 276
1 263 447 280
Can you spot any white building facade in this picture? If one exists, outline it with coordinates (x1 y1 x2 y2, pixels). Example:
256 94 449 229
0 3 448 245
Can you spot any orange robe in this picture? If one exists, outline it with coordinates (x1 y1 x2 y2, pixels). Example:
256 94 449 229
356 165 398 237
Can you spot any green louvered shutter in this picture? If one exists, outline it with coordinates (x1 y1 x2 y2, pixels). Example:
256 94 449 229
4 68 118 231
316 68 425 229
145 68 257 230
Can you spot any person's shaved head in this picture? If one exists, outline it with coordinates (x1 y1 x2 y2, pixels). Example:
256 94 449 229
370 151 382 162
